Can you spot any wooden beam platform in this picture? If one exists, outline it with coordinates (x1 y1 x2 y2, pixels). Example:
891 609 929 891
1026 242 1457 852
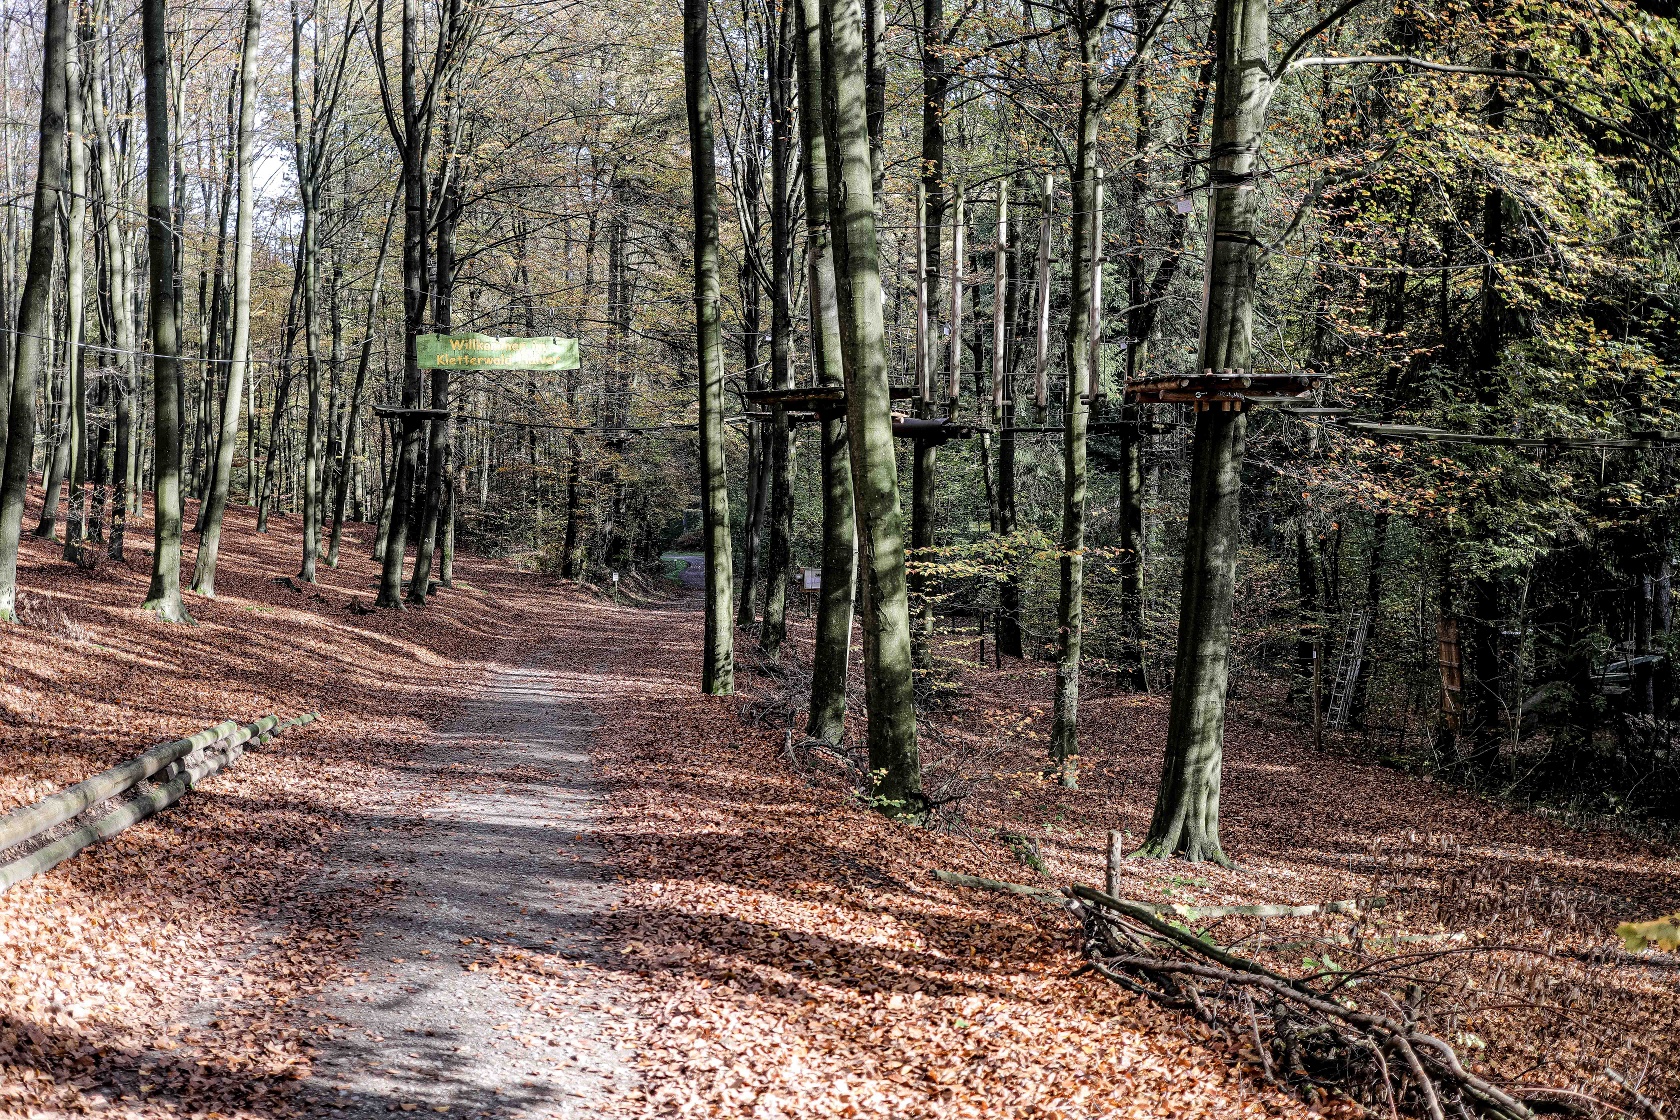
1124 368 1326 409
891 415 991 444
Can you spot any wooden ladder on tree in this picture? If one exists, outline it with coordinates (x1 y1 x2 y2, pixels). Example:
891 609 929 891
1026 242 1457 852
1326 610 1371 730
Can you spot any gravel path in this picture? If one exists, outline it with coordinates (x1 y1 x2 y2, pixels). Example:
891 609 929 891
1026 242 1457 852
302 657 637 1120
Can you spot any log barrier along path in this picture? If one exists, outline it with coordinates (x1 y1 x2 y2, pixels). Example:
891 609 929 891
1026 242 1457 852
304 657 635 1119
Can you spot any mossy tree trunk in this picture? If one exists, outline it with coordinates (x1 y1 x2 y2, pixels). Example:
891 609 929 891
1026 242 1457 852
1048 13 1103 789
796 0 855 744
684 0 735 694
1140 0 1270 864
819 0 920 814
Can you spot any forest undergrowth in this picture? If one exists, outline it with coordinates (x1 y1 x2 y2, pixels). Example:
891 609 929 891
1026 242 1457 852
684 617 1680 1115
3 503 1676 1118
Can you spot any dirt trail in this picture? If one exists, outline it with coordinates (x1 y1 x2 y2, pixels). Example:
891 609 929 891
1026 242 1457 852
304 658 636 1119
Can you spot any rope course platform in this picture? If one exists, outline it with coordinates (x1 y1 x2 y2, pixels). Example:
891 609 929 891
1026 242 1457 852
1331 418 1680 450
891 415 991 444
372 404 452 419
743 386 846 418
1125 368 1326 410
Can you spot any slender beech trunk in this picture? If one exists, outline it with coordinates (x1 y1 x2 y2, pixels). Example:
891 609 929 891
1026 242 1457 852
736 201 765 627
137 0 186 621
684 0 735 692
820 0 920 813
761 1 797 658
292 0 323 582
795 0 855 743
996 171 1026 659
375 0 429 607
88 18 132 560
1141 0 1270 862
911 0 947 669
1048 15 1104 789
60 34 88 560
409 91 460 604
189 0 259 596
259 265 302 531
36 318 70 539
0 0 67 620
328 186 397 565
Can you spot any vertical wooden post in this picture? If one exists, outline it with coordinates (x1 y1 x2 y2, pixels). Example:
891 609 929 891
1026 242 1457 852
947 184 965 401
1088 168 1104 401
1312 643 1323 750
916 180 930 403
1034 173 1052 410
992 184 1007 410
1106 830 1124 897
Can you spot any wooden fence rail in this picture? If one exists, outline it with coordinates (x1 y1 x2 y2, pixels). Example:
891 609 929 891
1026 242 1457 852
0 712 318 895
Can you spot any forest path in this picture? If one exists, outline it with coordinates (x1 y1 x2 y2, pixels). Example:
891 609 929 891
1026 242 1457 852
303 653 636 1119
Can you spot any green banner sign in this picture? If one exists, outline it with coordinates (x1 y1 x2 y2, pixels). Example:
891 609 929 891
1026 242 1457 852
417 333 579 371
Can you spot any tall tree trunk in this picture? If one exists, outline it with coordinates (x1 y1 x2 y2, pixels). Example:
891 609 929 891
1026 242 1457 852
735 199 765 627
189 0 260 596
35 307 69 539
60 32 88 561
375 0 430 609
911 0 947 670
684 0 735 693
88 13 133 560
258 264 302 531
293 0 324 583
995 171 1025 660
820 0 920 814
409 92 460 604
328 185 397 566
795 0 855 744
0 0 67 619
1048 20 1104 789
138 0 187 621
1141 0 1269 862
761 1 797 658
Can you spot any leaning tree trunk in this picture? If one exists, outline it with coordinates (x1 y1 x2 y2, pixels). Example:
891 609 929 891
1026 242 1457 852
683 0 735 693
1140 0 1269 863
190 0 260 597
820 0 920 815
795 0 856 744
0 0 68 621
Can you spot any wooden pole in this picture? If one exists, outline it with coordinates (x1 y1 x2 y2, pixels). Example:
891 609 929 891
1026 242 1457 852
992 184 1007 410
947 184 964 401
1034 173 1052 410
1312 642 1324 750
1088 168 1104 401
1106 829 1124 897
0 720 241 851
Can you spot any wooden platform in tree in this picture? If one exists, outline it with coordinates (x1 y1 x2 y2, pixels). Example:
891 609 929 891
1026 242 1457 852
891 415 990 444
743 386 845 418
1124 368 1325 409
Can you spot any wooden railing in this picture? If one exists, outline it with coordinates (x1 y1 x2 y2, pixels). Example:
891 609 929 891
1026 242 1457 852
0 713 317 893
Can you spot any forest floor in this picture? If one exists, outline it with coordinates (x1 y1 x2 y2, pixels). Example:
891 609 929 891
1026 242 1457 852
0 493 1675 1119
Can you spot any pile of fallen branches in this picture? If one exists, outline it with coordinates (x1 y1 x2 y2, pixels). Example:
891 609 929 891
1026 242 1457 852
933 870 1656 1120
